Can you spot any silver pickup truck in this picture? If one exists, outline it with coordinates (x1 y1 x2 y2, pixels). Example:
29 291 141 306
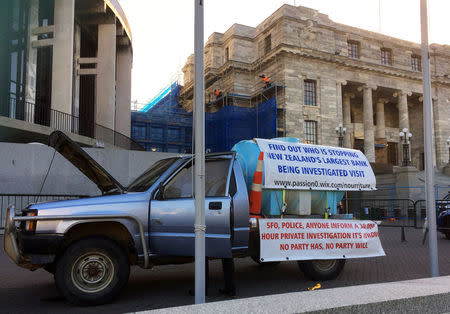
4 131 345 305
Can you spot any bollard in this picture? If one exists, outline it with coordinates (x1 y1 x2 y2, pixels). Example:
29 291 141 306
401 226 407 242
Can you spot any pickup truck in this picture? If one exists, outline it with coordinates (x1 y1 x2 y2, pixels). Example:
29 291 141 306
4 131 365 305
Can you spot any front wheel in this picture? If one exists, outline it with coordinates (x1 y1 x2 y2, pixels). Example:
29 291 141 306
298 259 345 281
55 237 130 306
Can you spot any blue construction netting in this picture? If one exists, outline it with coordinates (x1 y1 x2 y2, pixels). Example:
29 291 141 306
131 83 193 153
205 97 277 152
131 82 277 153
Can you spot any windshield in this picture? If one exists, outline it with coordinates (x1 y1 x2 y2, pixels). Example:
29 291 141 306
127 157 179 192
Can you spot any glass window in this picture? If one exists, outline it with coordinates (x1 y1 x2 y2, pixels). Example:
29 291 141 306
168 128 180 142
185 128 192 143
225 47 229 62
132 125 146 139
151 127 164 141
38 0 54 26
381 48 392 65
127 157 179 192
347 41 359 59
411 55 421 71
304 120 317 144
164 159 230 199
264 34 271 54
303 80 316 106
1 0 29 119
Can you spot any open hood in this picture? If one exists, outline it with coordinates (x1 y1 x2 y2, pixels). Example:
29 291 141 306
48 131 125 194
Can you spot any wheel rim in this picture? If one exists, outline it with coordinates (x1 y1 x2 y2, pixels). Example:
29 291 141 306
312 260 337 272
71 252 115 293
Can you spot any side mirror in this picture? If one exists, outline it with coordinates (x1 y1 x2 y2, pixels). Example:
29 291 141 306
156 182 165 200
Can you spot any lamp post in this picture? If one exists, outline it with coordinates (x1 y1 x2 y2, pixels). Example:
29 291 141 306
447 137 450 163
399 127 412 167
336 123 348 214
335 123 346 148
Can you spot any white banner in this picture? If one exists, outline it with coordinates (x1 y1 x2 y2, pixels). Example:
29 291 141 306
259 219 385 262
255 138 376 191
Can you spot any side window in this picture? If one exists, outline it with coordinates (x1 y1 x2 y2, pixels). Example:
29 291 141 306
205 160 230 197
164 163 194 199
163 159 230 199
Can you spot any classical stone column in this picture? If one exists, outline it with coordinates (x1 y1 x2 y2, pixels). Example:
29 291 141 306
115 46 132 137
51 0 75 118
359 84 376 162
342 93 354 148
96 23 117 132
375 98 388 139
396 90 411 130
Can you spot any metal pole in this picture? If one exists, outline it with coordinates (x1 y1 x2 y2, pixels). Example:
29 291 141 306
194 0 206 303
420 0 439 277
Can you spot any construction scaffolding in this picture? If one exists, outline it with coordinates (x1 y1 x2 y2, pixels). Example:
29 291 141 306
131 81 283 153
131 82 192 153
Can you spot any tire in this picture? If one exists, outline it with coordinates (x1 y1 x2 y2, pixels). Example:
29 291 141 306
298 259 345 281
251 255 281 266
55 237 130 306
44 263 56 275
445 232 450 240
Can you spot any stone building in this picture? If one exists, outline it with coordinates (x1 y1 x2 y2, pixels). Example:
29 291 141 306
0 0 138 149
180 4 450 173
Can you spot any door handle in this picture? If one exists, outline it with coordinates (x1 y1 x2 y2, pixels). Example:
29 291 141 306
209 202 222 210
151 218 162 225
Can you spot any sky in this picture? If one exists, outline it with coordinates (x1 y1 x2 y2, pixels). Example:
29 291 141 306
118 0 450 108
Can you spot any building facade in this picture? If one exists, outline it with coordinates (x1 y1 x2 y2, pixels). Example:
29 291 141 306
0 0 137 149
180 5 450 171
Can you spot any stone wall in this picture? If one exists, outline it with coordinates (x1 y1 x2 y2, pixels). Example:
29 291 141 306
0 143 180 196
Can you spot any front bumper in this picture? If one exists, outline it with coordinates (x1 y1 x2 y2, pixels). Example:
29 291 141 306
3 206 23 265
3 206 60 269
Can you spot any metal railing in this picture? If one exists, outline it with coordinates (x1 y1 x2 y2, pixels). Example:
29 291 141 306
343 198 416 227
0 194 87 232
343 197 450 229
413 199 450 229
3 100 144 151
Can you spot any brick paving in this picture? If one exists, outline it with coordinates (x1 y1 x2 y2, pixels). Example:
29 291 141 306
0 227 449 313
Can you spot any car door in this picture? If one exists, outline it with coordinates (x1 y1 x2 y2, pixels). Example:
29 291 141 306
149 156 233 258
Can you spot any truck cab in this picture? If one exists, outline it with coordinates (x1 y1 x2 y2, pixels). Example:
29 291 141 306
140 152 250 258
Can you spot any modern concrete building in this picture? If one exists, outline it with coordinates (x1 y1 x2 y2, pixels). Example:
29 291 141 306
180 5 450 176
0 0 138 149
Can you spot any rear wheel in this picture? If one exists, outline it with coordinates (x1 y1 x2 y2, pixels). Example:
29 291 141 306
298 259 345 281
55 237 129 306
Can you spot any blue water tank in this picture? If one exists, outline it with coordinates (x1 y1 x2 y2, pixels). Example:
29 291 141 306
232 137 344 216
232 137 300 216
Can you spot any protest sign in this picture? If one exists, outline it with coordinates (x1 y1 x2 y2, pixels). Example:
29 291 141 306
255 138 376 191
259 219 385 262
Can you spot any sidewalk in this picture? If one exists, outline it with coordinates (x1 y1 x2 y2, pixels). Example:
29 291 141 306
137 276 450 314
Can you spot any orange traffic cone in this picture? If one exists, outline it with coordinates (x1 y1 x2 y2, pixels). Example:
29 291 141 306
249 152 264 217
